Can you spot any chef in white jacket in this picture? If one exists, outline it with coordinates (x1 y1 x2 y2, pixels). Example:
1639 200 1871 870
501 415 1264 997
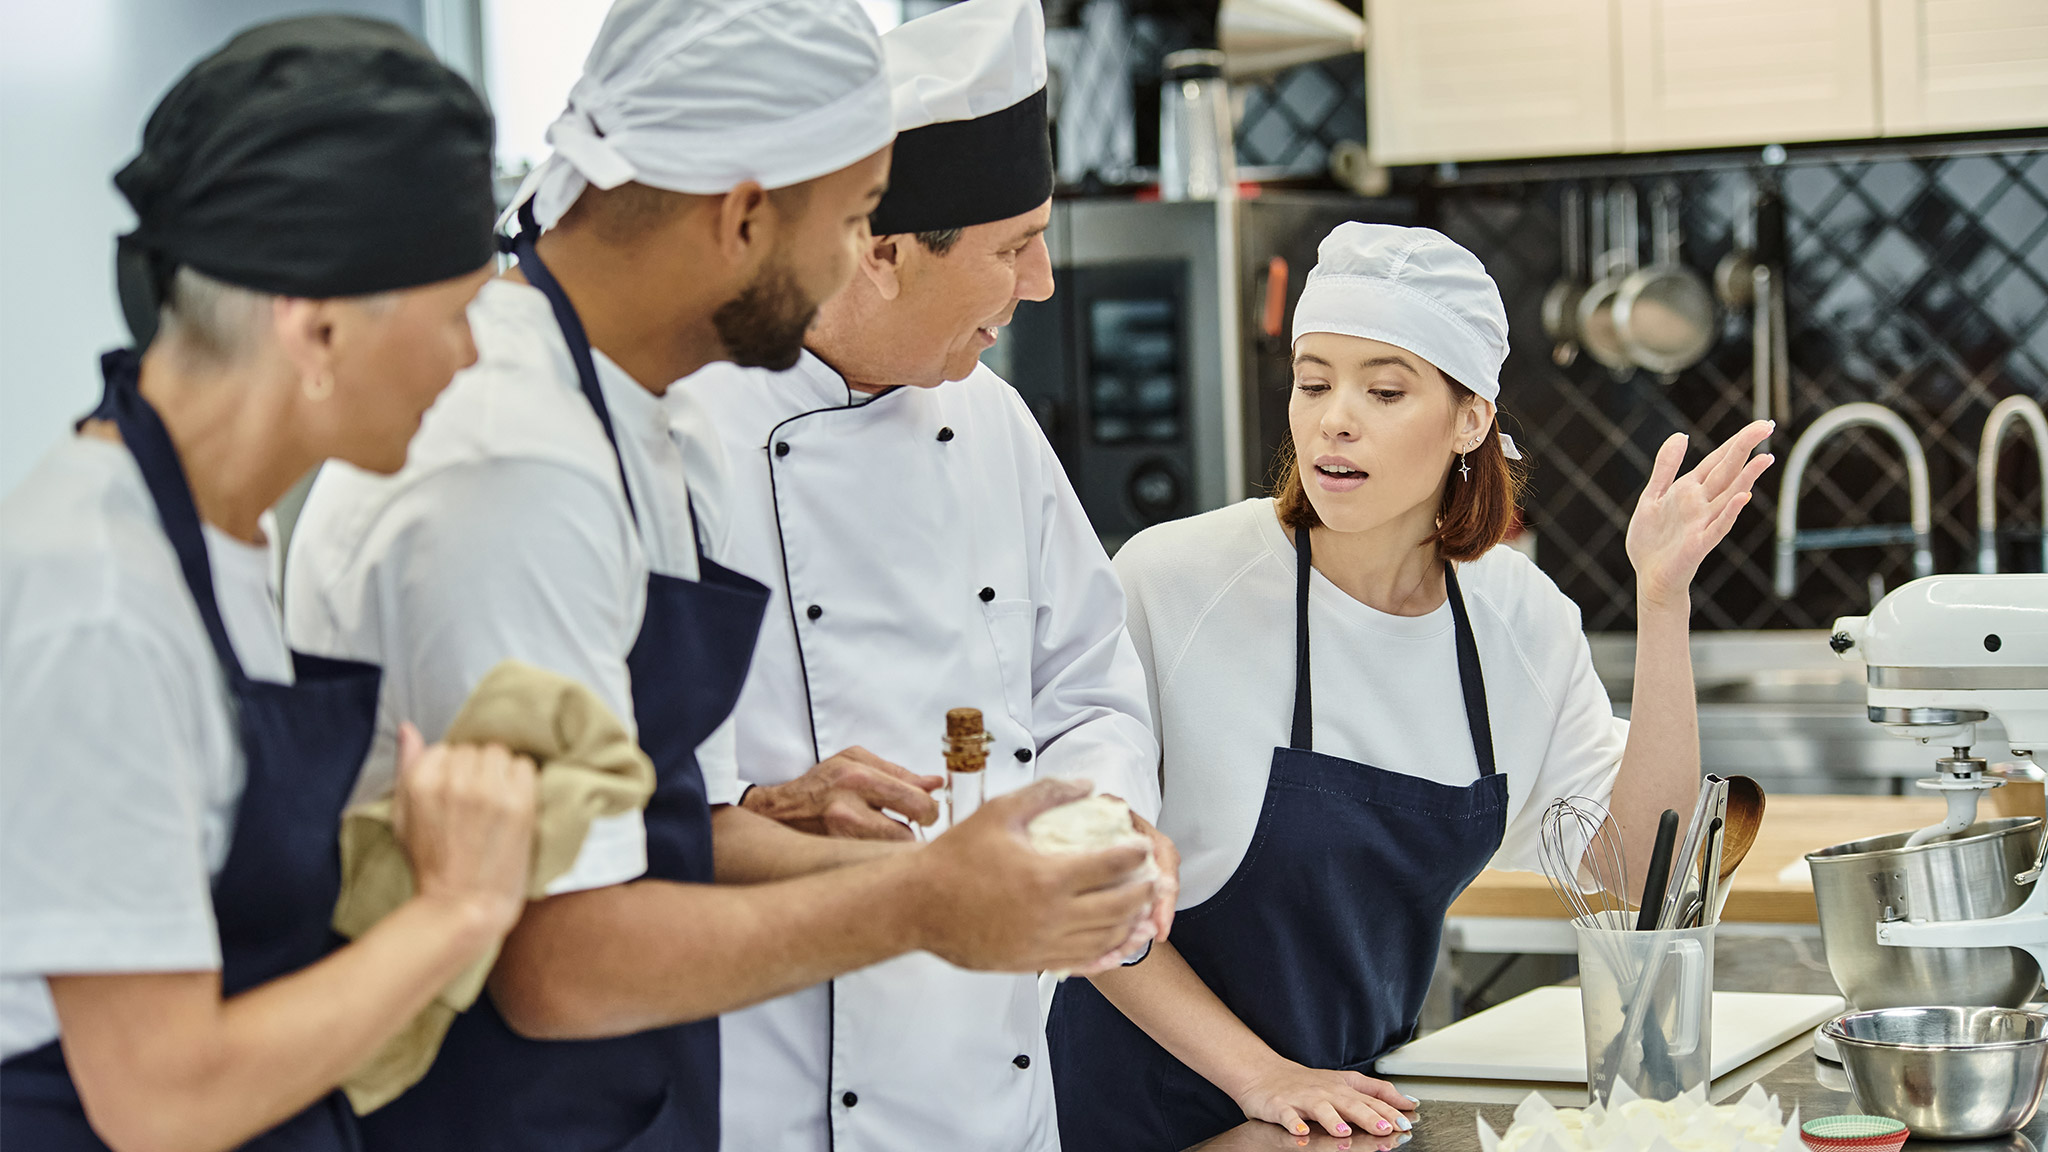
684 1 1171 1149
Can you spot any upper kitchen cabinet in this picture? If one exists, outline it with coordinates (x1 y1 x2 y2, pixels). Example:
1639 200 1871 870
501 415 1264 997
1878 0 2048 136
1617 0 1878 151
1366 0 1619 165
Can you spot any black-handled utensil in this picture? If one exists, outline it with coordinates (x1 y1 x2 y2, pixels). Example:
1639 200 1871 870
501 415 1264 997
1700 816 1723 923
1636 809 1681 931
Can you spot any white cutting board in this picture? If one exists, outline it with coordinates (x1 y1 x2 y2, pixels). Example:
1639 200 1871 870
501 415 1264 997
1374 987 1843 1082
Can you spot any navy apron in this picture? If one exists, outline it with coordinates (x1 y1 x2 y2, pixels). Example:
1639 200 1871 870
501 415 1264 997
359 211 770 1152
1 350 379 1152
1048 525 1510 1152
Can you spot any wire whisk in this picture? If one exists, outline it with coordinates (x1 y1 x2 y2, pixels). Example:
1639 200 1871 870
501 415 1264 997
1539 796 1633 931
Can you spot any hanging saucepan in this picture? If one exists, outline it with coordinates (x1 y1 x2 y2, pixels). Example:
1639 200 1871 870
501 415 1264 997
1576 182 1639 379
1614 180 1716 376
1541 183 1588 367
1714 179 1759 311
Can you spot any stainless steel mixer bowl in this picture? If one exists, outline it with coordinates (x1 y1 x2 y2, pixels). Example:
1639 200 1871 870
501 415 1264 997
1823 1006 2048 1138
1808 818 2043 1010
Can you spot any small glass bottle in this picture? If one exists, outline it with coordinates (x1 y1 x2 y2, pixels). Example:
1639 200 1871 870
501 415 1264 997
944 707 994 827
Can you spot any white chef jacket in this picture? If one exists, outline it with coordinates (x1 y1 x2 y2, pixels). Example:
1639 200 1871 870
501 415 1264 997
679 351 1159 1152
1113 498 1629 908
285 278 745 896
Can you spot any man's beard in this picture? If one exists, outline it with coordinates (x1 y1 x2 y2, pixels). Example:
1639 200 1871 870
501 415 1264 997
712 258 816 371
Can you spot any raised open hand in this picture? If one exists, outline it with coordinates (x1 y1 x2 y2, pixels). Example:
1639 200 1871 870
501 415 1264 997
1625 420 1776 610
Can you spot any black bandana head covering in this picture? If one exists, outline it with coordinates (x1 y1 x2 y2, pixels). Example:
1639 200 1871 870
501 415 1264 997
114 15 497 347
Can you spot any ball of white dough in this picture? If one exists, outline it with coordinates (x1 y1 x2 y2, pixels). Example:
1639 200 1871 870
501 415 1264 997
1026 794 1157 880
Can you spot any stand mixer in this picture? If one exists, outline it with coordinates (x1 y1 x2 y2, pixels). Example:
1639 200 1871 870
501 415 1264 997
1810 575 2048 1059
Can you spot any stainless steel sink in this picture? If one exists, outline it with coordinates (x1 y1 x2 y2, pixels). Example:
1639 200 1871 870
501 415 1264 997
1695 672 1865 706
1588 630 2018 795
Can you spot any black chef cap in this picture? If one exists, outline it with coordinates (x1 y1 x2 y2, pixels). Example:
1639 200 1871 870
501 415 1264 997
113 15 497 348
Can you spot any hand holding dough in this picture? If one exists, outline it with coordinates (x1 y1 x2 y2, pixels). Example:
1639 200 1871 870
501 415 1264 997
1026 794 1158 881
1027 795 1161 976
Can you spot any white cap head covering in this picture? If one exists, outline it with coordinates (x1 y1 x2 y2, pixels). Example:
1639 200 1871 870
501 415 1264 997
886 0 1046 130
867 0 1052 235
508 0 895 232
1292 222 1520 457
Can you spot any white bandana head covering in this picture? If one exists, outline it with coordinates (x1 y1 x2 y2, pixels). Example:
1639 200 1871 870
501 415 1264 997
508 0 895 231
1293 222 1522 458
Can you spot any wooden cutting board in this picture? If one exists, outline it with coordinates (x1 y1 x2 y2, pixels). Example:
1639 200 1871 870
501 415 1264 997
1374 987 1843 1082
1447 794 1951 923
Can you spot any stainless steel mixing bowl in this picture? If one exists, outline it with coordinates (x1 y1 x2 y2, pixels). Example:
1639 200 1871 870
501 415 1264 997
1824 1006 2048 1138
1808 818 2043 1010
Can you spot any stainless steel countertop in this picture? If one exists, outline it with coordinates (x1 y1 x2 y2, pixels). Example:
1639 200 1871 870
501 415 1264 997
1184 1037 2048 1151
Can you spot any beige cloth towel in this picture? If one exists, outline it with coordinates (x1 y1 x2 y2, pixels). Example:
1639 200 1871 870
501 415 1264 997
332 660 655 1113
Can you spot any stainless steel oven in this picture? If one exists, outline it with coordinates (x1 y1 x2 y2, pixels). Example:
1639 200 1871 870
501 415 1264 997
996 191 1415 550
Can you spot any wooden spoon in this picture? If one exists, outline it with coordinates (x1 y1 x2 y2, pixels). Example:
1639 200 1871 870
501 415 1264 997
1711 775 1766 922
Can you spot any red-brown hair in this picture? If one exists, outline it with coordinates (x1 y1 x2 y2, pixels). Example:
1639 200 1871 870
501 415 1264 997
1273 376 1527 563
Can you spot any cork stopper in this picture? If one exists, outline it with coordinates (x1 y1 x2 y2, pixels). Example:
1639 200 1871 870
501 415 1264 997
944 707 993 774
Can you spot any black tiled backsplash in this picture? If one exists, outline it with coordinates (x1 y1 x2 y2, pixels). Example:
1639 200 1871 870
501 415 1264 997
1436 152 2047 631
1043 0 2044 630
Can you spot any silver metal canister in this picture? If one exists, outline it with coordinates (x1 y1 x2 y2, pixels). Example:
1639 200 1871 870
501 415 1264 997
1808 818 2043 1010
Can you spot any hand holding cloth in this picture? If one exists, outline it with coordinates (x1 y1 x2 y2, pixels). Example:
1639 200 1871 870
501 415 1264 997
331 661 655 1112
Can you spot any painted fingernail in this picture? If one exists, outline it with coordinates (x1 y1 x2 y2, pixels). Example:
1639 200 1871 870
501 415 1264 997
1375 1120 1391 1133
1334 1124 1350 1135
1396 1115 1412 1131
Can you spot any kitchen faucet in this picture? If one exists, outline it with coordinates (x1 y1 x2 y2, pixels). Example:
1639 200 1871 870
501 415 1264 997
1774 402 1932 599
1977 393 2048 574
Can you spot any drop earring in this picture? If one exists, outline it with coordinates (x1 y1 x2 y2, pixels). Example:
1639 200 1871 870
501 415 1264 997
1457 451 1471 481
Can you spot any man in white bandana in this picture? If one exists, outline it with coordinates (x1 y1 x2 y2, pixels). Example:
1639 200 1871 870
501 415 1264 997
682 1 1175 1148
284 2 1157 1149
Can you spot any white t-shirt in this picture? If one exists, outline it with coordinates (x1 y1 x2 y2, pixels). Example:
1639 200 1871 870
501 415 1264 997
285 278 741 897
0 436 291 1059
1116 498 1628 908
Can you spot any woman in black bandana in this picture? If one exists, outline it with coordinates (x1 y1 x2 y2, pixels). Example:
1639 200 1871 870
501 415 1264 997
0 16 539 1152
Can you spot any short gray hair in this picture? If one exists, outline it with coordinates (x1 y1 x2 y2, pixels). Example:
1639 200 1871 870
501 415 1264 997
158 267 272 363
913 228 962 255
158 267 393 363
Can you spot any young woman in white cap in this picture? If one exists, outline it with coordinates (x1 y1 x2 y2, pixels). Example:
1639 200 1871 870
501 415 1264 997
0 17 539 1152
1047 223 1774 1150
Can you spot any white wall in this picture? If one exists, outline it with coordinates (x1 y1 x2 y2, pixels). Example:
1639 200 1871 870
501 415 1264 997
0 0 423 498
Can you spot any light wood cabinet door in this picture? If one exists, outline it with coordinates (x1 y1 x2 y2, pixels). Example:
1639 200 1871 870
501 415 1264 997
1367 0 1620 165
1617 0 1879 151
1879 0 2048 135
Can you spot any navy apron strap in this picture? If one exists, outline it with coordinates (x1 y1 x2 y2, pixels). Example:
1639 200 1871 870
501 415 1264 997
1287 521 1497 777
97 350 248 684
507 202 641 527
685 495 710 565
1443 564 1499 778
1290 524 1313 751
